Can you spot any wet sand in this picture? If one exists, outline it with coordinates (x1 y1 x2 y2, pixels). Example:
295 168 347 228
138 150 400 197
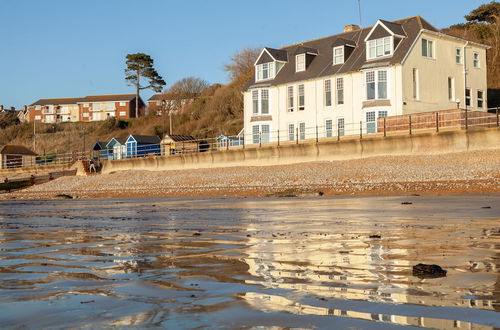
0 195 498 329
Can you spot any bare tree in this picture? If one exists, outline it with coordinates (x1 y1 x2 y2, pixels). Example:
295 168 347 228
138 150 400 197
224 47 261 82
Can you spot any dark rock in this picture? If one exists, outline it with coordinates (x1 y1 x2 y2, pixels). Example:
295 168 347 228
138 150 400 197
369 234 381 239
412 263 447 279
401 202 413 205
481 206 491 209
193 232 201 236
54 194 73 199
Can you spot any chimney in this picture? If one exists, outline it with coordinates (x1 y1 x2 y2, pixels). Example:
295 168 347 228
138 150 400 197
0 105 3 111
10 106 15 111
343 24 361 33
24 105 28 111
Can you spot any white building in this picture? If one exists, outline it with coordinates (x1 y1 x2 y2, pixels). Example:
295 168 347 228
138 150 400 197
243 16 488 144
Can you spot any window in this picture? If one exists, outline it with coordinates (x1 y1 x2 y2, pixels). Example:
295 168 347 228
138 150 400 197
477 90 484 108
455 48 462 64
288 123 295 141
325 119 333 137
336 77 344 105
333 46 344 64
296 54 305 72
261 124 270 143
299 122 306 140
337 118 345 136
447 77 455 101
412 68 419 100
119 101 126 106
119 111 126 116
93 103 102 111
83 103 89 108
256 62 275 81
287 86 294 112
261 90 269 114
422 38 433 58
252 125 259 144
298 84 305 110
366 111 376 134
366 71 375 100
366 70 387 100
83 113 89 118
378 111 388 119
465 88 471 107
367 37 391 59
473 52 480 68
324 80 332 107
106 102 115 111
34 115 41 120
35 105 41 110
252 90 258 114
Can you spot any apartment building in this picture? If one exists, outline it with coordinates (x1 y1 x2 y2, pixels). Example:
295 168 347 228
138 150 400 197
243 16 488 144
28 94 145 123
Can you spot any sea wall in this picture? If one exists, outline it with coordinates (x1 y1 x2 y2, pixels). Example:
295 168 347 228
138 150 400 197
101 128 500 174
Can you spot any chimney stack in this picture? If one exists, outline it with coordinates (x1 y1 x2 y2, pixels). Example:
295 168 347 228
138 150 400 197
343 24 361 33
24 105 28 111
10 106 15 111
0 105 3 111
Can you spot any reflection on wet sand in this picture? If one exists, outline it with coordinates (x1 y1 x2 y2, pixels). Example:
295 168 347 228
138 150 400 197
0 196 498 329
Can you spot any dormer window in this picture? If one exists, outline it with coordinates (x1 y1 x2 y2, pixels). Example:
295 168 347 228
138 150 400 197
256 62 275 81
367 36 392 59
333 46 344 65
296 54 305 72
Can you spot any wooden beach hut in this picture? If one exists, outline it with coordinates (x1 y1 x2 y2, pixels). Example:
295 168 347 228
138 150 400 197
161 134 198 155
125 135 161 158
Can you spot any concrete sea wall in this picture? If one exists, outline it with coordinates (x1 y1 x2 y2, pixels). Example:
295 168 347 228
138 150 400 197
101 128 500 174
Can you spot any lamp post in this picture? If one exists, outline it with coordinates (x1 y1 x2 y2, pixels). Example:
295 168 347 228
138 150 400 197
161 100 166 136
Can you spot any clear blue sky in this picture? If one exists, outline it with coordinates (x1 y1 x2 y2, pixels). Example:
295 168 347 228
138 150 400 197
0 0 485 108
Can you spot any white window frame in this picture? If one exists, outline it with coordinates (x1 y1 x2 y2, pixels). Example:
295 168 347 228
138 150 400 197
325 119 333 138
34 115 41 120
298 84 305 110
473 52 480 68
477 90 484 108
365 70 388 101
412 68 419 100
333 46 344 65
337 117 345 136
324 80 332 107
455 48 462 64
252 90 258 115
288 123 295 141
447 77 455 101
299 122 306 140
83 113 89 118
256 62 275 82
261 89 269 115
251 89 270 116
287 86 294 112
119 111 126 116
119 101 126 106
296 54 305 72
367 36 392 60
35 105 41 110
422 38 434 58
336 77 344 105
106 102 115 111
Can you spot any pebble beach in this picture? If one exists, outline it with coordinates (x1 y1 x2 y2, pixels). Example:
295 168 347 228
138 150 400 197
4 149 499 199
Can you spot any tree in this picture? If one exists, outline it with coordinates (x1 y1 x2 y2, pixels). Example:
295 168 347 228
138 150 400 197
168 77 209 97
465 1 500 24
224 47 261 83
125 53 166 118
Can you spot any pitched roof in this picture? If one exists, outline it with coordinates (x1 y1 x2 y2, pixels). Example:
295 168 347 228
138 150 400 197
79 94 136 103
379 20 406 36
246 16 442 90
162 134 196 142
92 141 107 150
128 135 161 144
30 98 82 106
0 145 37 156
264 47 288 62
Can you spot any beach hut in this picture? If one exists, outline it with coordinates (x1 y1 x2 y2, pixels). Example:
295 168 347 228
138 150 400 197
125 135 161 158
105 137 127 160
0 145 37 169
216 134 244 149
91 141 109 159
160 134 198 155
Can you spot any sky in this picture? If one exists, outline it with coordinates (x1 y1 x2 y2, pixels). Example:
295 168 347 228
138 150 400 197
0 0 486 108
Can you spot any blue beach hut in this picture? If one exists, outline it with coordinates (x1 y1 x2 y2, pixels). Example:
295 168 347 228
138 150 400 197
125 135 161 158
105 137 127 160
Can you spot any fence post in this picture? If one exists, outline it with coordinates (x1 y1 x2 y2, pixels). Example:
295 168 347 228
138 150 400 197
337 123 340 141
409 115 412 135
359 121 362 140
226 138 229 151
296 127 299 144
259 131 262 148
277 129 280 146
465 108 468 131
315 125 318 143
436 112 439 133
497 107 499 128
383 117 386 137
